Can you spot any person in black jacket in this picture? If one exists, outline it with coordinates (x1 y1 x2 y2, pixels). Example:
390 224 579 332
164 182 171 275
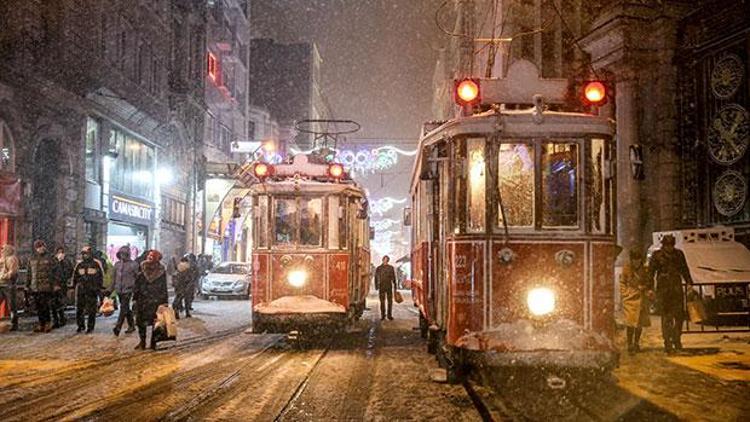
28 240 56 333
50 246 73 328
171 257 192 319
73 246 104 333
133 249 168 350
375 255 397 320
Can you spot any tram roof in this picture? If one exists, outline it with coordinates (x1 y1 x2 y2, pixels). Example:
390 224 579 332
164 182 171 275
410 107 615 192
248 178 366 196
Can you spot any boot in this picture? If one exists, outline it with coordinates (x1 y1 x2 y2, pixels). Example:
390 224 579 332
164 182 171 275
113 327 121 336
43 323 52 333
185 311 191 318
134 340 146 350
125 326 136 334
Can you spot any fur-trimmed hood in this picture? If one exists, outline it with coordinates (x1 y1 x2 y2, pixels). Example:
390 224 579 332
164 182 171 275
140 260 165 282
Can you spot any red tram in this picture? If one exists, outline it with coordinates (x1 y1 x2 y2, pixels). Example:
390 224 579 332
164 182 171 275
248 154 371 333
409 61 618 382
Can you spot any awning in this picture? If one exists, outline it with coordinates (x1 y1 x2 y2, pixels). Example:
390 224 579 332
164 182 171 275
0 174 20 216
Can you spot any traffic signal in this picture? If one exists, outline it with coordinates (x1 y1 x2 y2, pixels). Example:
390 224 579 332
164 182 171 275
582 81 608 106
454 78 481 106
232 197 242 219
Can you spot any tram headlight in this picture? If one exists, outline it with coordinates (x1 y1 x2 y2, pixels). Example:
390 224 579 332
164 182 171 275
288 270 307 288
527 287 556 316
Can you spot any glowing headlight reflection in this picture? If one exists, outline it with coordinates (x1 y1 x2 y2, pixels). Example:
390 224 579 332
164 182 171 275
288 270 307 287
527 287 556 316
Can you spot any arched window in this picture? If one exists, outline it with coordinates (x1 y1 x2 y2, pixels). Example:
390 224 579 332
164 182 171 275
0 120 15 173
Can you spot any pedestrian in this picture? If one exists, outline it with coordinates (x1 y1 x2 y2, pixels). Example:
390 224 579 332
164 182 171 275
620 248 652 354
28 240 56 333
133 249 168 350
95 249 114 297
0 245 20 331
171 257 191 319
50 246 73 328
112 246 139 336
649 234 694 354
73 246 104 333
375 255 397 320
185 253 199 314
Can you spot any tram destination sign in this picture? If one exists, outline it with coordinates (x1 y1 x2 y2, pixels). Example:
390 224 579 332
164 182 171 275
109 193 155 226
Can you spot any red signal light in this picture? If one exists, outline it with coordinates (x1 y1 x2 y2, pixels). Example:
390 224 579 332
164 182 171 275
583 81 607 106
455 79 480 106
254 162 272 179
328 163 344 179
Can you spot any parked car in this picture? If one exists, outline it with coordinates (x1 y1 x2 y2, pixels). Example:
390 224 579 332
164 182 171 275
200 262 251 299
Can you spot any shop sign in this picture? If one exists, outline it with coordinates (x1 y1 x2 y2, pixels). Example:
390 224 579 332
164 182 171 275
109 193 154 226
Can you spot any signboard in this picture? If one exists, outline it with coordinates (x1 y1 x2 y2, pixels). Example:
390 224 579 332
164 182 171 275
109 193 155 226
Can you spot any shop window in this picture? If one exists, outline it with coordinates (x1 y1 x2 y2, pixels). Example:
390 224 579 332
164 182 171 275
542 142 579 228
85 118 100 182
108 128 156 199
497 143 534 228
0 120 15 173
161 196 186 228
467 137 486 233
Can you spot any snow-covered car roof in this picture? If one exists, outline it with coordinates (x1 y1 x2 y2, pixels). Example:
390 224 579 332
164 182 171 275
649 227 750 283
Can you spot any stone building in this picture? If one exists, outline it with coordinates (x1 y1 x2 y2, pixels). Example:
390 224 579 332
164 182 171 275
248 38 330 151
581 0 750 250
0 0 207 261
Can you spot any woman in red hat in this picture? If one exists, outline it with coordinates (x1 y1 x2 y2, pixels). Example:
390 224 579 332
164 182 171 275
133 250 168 350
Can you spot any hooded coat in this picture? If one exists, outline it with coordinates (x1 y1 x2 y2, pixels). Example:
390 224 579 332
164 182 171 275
620 262 651 328
133 261 168 325
0 245 19 286
113 247 139 294
29 251 55 293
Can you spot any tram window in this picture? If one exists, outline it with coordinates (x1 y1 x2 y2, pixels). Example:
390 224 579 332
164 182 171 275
255 195 269 248
467 138 486 233
497 143 535 227
541 143 579 228
589 138 607 234
300 198 323 247
274 198 297 245
328 196 339 249
339 198 347 249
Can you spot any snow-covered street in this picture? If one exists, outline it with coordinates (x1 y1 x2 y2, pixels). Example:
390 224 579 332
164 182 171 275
2 292 748 421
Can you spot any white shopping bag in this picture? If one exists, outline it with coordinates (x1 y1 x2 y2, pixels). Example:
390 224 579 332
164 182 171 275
156 304 178 339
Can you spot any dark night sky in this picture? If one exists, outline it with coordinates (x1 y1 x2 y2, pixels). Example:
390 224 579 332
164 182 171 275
251 0 446 142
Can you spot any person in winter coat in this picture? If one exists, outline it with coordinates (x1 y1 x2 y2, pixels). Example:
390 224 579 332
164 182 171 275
620 248 652 354
73 246 104 333
95 250 114 296
375 255 397 320
133 250 168 350
50 246 73 328
28 240 56 333
172 257 192 319
112 246 139 336
185 253 199 313
649 234 694 353
0 245 20 331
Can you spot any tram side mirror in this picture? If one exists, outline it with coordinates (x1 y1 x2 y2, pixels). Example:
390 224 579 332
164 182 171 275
369 227 375 240
403 207 412 227
356 198 369 220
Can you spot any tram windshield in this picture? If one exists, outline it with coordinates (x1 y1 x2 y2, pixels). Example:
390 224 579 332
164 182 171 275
541 142 579 228
497 143 535 227
273 197 323 248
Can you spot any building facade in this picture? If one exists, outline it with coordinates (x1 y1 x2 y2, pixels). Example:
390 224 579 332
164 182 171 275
248 38 330 151
0 0 207 261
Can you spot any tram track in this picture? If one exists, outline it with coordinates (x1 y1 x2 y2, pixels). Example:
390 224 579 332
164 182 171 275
0 327 262 421
0 326 249 394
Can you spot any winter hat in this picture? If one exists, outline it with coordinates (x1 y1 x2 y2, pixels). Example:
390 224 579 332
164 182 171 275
33 240 47 249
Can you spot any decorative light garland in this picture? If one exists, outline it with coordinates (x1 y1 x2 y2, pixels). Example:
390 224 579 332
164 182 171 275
370 197 408 216
289 145 417 175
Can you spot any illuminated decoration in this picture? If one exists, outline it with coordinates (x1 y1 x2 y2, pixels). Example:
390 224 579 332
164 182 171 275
582 81 607 106
455 78 480 106
290 146 417 175
207 52 219 83
370 197 407 216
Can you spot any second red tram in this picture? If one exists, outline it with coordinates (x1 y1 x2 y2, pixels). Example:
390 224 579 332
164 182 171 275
409 63 619 380
248 154 371 333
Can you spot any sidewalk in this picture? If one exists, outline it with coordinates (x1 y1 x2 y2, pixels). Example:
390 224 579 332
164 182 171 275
614 316 750 421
